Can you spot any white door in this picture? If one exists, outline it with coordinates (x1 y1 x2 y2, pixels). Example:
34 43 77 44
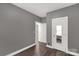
52 17 68 52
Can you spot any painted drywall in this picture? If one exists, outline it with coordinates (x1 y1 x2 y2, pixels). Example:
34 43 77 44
46 3 79 53
0 3 41 55
41 17 47 23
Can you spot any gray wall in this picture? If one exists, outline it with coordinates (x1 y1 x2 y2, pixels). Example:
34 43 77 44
0 3 41 55
46 3 79 53
41 17 46 23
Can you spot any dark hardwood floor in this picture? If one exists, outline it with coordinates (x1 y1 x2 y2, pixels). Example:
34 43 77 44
15 42 73 56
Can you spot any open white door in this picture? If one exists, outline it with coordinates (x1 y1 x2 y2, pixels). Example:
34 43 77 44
52 17 68 52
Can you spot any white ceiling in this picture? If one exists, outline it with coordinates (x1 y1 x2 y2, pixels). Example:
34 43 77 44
13 3 76 17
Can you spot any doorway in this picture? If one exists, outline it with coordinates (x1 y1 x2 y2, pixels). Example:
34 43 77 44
35 21 46 55
35 22 46 43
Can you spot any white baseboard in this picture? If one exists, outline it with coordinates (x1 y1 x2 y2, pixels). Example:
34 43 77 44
46 45 79 56
6 43 36 56
39 40 47 43
46 45 54 49
66 51 79 56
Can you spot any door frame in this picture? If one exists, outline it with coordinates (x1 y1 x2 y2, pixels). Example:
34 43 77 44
35 21 41 43
52 16 68 52
35 21 47 43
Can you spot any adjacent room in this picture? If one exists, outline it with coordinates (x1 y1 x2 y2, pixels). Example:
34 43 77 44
0 3 79 56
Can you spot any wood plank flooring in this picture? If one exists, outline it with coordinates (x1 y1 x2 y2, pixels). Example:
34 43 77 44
15 42 73 56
